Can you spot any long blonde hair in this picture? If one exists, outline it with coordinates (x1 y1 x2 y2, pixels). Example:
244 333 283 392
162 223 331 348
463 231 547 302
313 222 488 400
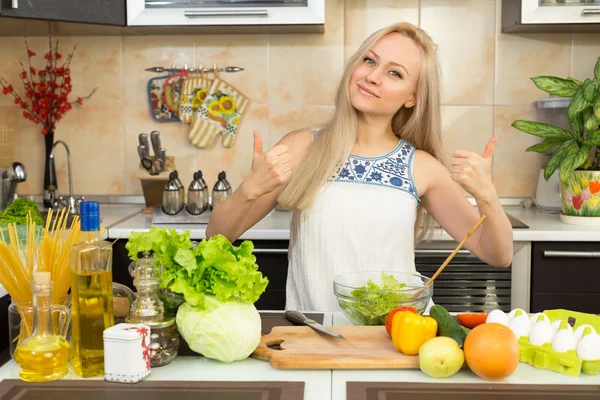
278 22 444 241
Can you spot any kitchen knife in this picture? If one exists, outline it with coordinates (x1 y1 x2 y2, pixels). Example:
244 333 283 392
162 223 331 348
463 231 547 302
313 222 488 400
137 145 153 171
138 133 150 150
284 310 346 340
150 131 161 158
159 148 167 169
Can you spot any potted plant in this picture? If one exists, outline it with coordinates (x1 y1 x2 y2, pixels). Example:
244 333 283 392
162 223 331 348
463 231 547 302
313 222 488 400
512 56 600 222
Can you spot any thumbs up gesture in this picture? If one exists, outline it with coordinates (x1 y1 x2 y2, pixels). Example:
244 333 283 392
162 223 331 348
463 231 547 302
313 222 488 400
450 137 497 199
244 131 293 200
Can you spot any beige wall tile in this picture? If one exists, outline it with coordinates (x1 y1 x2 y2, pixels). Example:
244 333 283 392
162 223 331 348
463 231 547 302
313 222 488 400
196 105 270 190
572 33 600 82
344 0 419 59
421 0 495 105
496 32 571 105
441 106 494 166
123 106 196 195
269 105 335 147
493 106 542 197
269 0 344 106
195 34 269 106
123 36 195 106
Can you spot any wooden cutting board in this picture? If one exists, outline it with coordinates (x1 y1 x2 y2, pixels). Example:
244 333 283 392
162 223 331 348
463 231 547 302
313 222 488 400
251 325 420 369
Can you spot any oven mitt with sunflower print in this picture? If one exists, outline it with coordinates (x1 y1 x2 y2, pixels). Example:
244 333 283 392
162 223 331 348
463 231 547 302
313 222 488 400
179 76 213 123
188 77 251 148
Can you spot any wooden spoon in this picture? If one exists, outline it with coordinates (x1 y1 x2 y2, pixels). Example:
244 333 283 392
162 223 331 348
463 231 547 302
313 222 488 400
412 214 487 299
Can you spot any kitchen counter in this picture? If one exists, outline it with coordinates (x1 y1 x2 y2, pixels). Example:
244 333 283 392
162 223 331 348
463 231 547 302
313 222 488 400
0 312 598 400
107 204 600 242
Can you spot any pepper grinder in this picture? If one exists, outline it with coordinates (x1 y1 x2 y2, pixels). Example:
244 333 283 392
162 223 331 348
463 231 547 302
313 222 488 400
162 171 184 215
186 170 209 215
211 171 232 209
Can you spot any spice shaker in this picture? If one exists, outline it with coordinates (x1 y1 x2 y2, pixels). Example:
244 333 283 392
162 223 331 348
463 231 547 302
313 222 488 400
103 323 151 383
211 171 232 209
162 171 184 215
125 253 179 367
186 170 209 215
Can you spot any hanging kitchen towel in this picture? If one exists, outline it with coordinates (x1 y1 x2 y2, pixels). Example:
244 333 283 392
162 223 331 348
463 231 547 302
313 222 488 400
188 77 252 148
178 75 214 124
163 70 189 117
147 75 179 122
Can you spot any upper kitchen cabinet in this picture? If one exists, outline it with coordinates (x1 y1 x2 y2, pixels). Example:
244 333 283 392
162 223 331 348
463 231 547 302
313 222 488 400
502 0 600 33
0 0 126 25
126 0 325 34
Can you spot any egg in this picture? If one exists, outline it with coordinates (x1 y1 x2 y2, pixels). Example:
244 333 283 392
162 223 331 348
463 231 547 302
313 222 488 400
507 308 527 321
529 319 554 346
551 320 573 335
574 324 597 343
552 326 577 353
486 309 509 326
529 313 550 325
576 332 600 361
508 314 531 338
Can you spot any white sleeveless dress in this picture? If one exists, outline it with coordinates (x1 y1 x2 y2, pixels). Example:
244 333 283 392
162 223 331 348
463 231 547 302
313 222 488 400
285 134 421 312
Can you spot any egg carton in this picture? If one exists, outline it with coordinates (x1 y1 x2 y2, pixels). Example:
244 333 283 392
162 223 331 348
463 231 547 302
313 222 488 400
518 309 600 377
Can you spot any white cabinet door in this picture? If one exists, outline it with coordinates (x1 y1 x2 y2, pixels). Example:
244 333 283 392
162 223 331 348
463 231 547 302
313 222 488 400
126 0 324 27
521 0 600 24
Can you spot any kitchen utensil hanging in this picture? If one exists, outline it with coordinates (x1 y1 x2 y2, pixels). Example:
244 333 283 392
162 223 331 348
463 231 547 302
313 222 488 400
188 64 252 149
163 68 189 116
147 75 180 122
178 66 214 124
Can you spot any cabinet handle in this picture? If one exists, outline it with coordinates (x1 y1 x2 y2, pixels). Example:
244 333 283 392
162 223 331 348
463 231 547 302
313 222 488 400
543 250 600 258
415 249 474 258
184 9 268 18
252 248 288 254
581 9 600 16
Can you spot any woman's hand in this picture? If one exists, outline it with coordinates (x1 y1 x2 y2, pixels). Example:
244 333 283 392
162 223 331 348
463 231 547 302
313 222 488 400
450 137 497 201
240 130 293 201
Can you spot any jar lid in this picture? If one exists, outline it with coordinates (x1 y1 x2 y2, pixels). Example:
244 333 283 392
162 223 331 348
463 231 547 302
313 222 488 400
533 96 572 109
103 323 150 341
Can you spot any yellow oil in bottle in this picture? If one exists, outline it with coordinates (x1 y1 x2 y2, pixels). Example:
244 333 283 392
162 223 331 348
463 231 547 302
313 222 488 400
71 269 114 377
14 337 70 382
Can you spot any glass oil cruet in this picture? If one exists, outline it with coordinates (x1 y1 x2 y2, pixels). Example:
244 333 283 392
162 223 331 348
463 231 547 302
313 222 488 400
14 272 71 382
125 252 179 367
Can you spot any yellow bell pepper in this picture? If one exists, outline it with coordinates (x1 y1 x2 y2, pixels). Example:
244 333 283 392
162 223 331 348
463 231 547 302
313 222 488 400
391 310 438 355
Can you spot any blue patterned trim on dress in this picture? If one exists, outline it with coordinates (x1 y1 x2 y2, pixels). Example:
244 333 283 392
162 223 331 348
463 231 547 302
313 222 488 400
330 139 420 203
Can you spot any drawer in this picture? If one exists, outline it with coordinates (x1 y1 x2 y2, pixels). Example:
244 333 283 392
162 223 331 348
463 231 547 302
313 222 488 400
532 242 600 294
255 290 286 311
530 293 600 314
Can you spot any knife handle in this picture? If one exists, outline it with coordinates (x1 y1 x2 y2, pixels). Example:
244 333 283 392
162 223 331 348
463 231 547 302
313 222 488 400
150 130 161 157
284 310 308 325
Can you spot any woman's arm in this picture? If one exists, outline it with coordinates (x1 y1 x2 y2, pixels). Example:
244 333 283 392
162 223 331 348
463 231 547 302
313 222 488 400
206 129 312 242
414 138 513 267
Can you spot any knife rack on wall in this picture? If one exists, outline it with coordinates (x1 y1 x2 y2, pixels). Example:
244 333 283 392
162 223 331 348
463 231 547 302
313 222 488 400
138 155 176 214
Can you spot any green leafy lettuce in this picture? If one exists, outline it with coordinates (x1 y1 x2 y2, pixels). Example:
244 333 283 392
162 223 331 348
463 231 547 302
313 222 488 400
125 227 268 310
0 198 43 226
339 272 413 325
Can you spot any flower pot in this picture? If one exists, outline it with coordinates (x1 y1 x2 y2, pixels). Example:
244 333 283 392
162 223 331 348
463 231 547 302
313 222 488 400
560 170 600 223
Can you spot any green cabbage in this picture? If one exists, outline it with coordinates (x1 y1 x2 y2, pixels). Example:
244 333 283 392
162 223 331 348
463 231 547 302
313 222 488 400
176 295 262 363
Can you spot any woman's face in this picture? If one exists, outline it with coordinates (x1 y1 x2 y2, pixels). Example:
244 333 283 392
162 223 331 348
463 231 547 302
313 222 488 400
349 32 422 117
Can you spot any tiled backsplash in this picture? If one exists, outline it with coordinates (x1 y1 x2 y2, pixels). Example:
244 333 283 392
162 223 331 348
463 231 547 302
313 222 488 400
1 0 600 198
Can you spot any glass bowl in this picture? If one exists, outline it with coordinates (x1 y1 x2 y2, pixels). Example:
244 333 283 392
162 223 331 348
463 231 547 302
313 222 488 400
333 271 433 326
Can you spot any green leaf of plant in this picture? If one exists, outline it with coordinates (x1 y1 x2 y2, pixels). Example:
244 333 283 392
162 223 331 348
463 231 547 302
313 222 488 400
594 96 600 120
559 145 590 182
568 77 583 86
511 120 572 139
584 107 600 131
583 79 599 102
568 88 591 122
531 76 580 97
595 56 600 82
587 129 600 146
569 112 584 142
544 140 574 181
525 137 564 153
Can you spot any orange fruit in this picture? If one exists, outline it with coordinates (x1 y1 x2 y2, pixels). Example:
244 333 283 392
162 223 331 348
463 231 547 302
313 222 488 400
464 322 519 380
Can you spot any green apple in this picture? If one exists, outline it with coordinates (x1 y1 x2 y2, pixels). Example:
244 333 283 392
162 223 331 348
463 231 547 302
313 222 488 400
418 337 464 378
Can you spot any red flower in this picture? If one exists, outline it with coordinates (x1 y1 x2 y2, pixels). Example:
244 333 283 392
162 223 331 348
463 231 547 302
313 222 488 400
56 53 62 59
20 71 27 79
27 49 36 57
44 52 54 61
30 67 36 75
39 70 47 77
572 195 583 210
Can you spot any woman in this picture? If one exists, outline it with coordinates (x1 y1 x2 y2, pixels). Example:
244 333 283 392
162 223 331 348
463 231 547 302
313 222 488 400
207 22 513 312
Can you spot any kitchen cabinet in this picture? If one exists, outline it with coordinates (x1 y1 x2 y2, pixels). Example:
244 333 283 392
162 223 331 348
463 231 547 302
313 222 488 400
111 238 290 311
530 241 600 314
502 0 600 33
0 295 8 353
0 0 126 26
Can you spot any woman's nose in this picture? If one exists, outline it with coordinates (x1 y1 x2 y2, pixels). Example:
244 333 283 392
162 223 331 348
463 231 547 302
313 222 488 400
365 68 382 85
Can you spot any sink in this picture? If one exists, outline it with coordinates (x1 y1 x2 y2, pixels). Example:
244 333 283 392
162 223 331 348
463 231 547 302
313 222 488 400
40 210 77 230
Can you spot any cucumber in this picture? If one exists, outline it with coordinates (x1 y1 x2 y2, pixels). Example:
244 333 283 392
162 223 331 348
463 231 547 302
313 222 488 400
429 305 468 347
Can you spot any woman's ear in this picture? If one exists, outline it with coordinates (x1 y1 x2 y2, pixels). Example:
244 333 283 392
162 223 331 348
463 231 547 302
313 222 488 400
404 96 416 108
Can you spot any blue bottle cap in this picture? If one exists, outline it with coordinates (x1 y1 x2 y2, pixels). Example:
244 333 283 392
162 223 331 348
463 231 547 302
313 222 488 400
80 201 100 232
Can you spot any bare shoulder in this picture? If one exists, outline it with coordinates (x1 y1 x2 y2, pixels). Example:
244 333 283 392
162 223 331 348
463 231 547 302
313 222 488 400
412 149 450 197
273 128 314 165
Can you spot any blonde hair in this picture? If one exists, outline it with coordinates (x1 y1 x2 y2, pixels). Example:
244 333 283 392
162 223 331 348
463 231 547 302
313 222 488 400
278 22 444 241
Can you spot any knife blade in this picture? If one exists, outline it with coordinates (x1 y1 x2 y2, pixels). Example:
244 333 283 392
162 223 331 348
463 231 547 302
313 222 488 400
284 310 346 340
150 131 161 158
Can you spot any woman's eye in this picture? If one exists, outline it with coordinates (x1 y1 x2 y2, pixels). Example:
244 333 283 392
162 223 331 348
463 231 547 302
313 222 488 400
390 71 401 78
364 57 375 65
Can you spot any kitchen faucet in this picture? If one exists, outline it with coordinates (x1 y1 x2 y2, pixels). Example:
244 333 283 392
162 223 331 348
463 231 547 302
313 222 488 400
48 140 84 215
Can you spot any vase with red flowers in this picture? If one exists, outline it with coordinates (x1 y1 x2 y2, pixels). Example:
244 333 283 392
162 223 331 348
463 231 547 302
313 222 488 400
1 36 96 207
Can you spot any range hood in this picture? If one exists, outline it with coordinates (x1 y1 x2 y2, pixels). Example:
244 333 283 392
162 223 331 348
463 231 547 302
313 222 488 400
126 0 325 30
